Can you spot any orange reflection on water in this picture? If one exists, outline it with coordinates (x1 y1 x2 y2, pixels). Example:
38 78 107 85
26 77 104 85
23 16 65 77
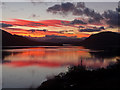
4 61 61 68
3 46 118 68
4 47 90 62
4 58 117 69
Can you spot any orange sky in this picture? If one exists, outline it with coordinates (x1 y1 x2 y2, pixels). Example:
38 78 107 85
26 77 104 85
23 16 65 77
1 19 111 38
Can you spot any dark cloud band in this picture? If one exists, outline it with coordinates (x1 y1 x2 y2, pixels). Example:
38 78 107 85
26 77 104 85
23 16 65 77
79 29 101 32
47 2 120 27
0 23 13 28
47 2 103 23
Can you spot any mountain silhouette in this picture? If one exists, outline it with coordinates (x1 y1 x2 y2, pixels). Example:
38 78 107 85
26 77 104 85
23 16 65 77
2 30 120 50
2 30 62 48
75 31 120 50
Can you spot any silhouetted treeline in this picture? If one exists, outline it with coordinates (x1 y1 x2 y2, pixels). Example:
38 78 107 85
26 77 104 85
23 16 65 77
38 59 120 89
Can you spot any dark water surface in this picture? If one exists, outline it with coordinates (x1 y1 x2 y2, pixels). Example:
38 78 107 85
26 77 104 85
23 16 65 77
2 46 120 88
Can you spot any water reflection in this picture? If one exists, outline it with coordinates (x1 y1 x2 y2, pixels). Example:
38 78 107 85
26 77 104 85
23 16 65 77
3 46 119 68
2 46 120 88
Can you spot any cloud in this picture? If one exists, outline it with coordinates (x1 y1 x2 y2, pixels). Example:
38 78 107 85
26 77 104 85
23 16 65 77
28 29 47 32
47 2 85 15
84 8 103 22
70 19 87 25
46 35 67 38
4 28 28 31
4 26 90 38
76 2 85 9
116 1 120 13
79 29 101 32
79 26 105 32
2 19 46 27
99 26 105 30
108 26 114 28
2 19 70 28
73 9 83 16
102 10 120 26
47 2 103 22
47 2 120 27
101 2 120 27
0 23 13 28
27 22 45 27
88 18 99 24
47 2 75 15
79 26 85 28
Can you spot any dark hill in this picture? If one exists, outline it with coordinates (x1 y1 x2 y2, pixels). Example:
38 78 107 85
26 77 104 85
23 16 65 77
2 30 62 48
38 60 120 89
76 31 120 50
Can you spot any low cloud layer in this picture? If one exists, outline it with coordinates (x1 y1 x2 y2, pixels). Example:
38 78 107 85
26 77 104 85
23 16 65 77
0 23 13 28
28 29 47 32
79 29 101 32
2 19 70 28
79 26 105 32
70 19 87 25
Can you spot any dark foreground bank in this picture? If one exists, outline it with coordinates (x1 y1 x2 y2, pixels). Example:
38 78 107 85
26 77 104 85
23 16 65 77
38 59 120 89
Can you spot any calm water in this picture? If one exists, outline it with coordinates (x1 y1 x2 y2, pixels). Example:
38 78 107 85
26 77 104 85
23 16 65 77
2 46 120 88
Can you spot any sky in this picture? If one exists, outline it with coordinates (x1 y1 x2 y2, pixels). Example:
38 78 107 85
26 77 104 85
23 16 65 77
1 2 118 21
0 0 119 2
0 1 119 38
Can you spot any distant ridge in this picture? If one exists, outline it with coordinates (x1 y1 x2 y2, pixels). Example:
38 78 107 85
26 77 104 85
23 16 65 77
2 30 62 48
79 31 120 50
2 30 120 50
